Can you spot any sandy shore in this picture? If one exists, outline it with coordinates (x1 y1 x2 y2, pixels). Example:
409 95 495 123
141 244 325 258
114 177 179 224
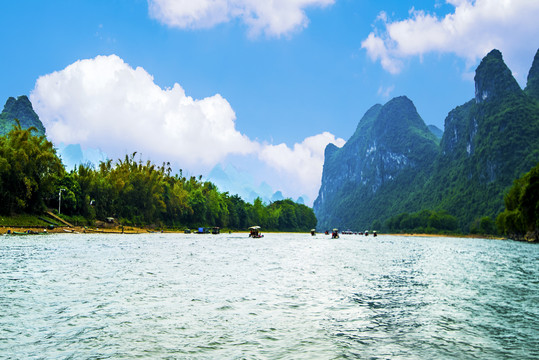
0 226 149 235
1 227 507 240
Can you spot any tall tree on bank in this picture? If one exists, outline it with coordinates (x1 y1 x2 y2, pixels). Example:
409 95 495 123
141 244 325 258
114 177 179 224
0 120 64 214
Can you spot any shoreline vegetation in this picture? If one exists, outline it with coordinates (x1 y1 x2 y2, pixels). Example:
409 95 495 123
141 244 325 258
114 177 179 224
1 120 537 242
0 213 509 240
0 123 317 234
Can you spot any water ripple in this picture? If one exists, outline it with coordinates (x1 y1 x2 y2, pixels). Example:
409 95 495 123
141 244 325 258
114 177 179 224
1 234 537 359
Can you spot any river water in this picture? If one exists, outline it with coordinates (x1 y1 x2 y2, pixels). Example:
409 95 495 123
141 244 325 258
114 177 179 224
1 233 538 359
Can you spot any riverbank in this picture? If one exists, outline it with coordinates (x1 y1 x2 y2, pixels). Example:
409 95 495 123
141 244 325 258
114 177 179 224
0 213 517 239
0 225 147 235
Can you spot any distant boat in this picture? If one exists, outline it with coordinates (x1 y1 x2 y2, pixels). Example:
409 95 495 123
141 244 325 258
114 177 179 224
311 229 316 236
10 230 48 235
248 226 264 238
332 228 339 239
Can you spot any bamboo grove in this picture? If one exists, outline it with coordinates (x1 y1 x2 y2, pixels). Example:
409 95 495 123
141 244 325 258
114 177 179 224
0 122 317 231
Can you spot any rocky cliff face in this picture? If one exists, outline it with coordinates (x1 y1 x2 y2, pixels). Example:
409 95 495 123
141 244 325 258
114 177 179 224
314 96 439 229
474 49 522 104
525 49 539 100
438 49 538 187
0 95 46 136
315 48 539 231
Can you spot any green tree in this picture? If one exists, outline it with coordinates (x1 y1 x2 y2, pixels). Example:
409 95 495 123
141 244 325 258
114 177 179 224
0 121 64 214
497 162 539 240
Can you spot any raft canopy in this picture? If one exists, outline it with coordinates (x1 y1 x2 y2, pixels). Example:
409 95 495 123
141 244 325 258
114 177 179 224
249 226 261 229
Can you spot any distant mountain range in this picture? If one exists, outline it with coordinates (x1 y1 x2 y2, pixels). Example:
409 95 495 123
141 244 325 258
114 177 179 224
314 48 539 231
206 163 308 204
427 124 443 139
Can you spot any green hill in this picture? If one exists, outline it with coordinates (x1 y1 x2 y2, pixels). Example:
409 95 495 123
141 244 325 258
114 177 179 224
314 48 539 232
0 95 46 136
314 96 439 230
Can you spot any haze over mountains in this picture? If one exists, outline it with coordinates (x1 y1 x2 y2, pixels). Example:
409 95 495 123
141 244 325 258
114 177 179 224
314 49 539 231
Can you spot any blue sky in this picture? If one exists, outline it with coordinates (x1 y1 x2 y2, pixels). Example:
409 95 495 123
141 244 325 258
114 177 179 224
1 0 538 204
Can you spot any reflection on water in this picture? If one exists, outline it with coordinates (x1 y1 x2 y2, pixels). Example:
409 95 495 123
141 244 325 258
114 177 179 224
1 233 538 359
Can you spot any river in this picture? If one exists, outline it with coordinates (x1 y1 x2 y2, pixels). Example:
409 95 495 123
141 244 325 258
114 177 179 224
1 233 538 359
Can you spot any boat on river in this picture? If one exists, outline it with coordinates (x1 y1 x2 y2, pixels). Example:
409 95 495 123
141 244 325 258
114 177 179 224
248 226 264 238
7 229 48 235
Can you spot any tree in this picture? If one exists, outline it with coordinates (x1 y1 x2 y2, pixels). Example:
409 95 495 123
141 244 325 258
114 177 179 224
497 162 539 240
0 120 64 214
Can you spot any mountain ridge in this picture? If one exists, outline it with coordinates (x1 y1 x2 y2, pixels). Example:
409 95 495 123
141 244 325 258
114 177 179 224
314 96 439 229
0 95 46 136
315 48 539 231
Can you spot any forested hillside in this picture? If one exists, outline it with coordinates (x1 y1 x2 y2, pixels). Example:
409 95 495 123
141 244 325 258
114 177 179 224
315 49 539 233
314 96 439 230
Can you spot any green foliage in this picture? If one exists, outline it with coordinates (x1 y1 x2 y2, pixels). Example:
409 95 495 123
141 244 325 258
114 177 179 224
0 213 52 227
470 216 497 235
497 162 539 240
525 49 539 100
385 210 458 234
0 96 46 136
0 126 316 231
314 96 439 231
0 120 64 214
315 49 539 235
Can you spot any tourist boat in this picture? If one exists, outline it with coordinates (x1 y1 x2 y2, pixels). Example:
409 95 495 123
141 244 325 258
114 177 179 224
197 227 209 234
248 226 264 238
310 229 316 236
212 227 220 234
331 228 339 239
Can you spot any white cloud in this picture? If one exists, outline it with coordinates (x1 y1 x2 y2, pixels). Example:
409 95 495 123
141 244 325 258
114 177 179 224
259 132 345 201
30 55 258 171
30 55 343 203
362 0 539 80
377 84 395 98
148 0 335 37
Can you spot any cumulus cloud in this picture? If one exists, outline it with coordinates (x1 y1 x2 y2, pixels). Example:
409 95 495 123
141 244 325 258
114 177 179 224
362 0 539 79
30 55 258 171
148 0 335 37
259 132 345 200
30 55 343 202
